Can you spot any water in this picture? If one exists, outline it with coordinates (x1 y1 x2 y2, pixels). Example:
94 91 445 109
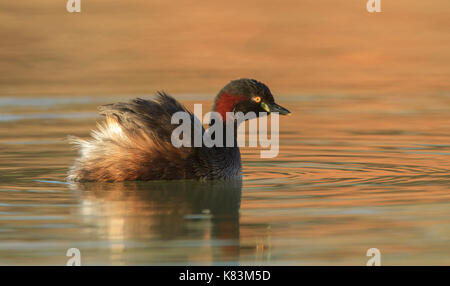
0 93 449 265
1 1 449 97
1 0 449 265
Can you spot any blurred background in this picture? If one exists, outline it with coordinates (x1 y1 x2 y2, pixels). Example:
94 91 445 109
0 1 450 265
1 0 449 97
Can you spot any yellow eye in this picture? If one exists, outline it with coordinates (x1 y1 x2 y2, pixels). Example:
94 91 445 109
253 96 261 103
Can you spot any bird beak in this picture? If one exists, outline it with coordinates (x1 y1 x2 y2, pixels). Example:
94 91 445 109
261 102 291 115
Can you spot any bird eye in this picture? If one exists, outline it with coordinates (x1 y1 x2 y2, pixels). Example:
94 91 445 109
253 96 261 103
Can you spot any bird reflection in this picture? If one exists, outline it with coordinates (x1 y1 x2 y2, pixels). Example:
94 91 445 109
69 179 242 263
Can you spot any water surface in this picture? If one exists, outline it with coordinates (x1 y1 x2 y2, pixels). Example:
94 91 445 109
0 94 449 265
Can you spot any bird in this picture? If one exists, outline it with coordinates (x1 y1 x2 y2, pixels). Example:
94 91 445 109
67 78 290 182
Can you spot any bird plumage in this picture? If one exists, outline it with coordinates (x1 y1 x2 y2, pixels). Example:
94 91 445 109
67 78 289 182
68 92 241 182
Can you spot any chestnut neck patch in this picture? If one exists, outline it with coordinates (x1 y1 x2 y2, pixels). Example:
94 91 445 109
213 92 247 121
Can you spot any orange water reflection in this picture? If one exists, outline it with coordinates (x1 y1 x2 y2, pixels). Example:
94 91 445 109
0 1 449 97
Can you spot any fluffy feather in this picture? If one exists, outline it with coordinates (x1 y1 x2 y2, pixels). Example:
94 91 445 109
67 92 221 182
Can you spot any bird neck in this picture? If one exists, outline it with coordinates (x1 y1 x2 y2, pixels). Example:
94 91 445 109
208 91 247 148
212 91 247 121
204 120 239 148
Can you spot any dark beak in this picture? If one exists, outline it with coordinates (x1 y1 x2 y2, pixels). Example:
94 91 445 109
268 102 291 115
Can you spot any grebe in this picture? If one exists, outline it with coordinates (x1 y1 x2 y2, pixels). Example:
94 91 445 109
67 78 290 182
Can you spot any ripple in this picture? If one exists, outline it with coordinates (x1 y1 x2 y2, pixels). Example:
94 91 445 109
0 112 98 122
